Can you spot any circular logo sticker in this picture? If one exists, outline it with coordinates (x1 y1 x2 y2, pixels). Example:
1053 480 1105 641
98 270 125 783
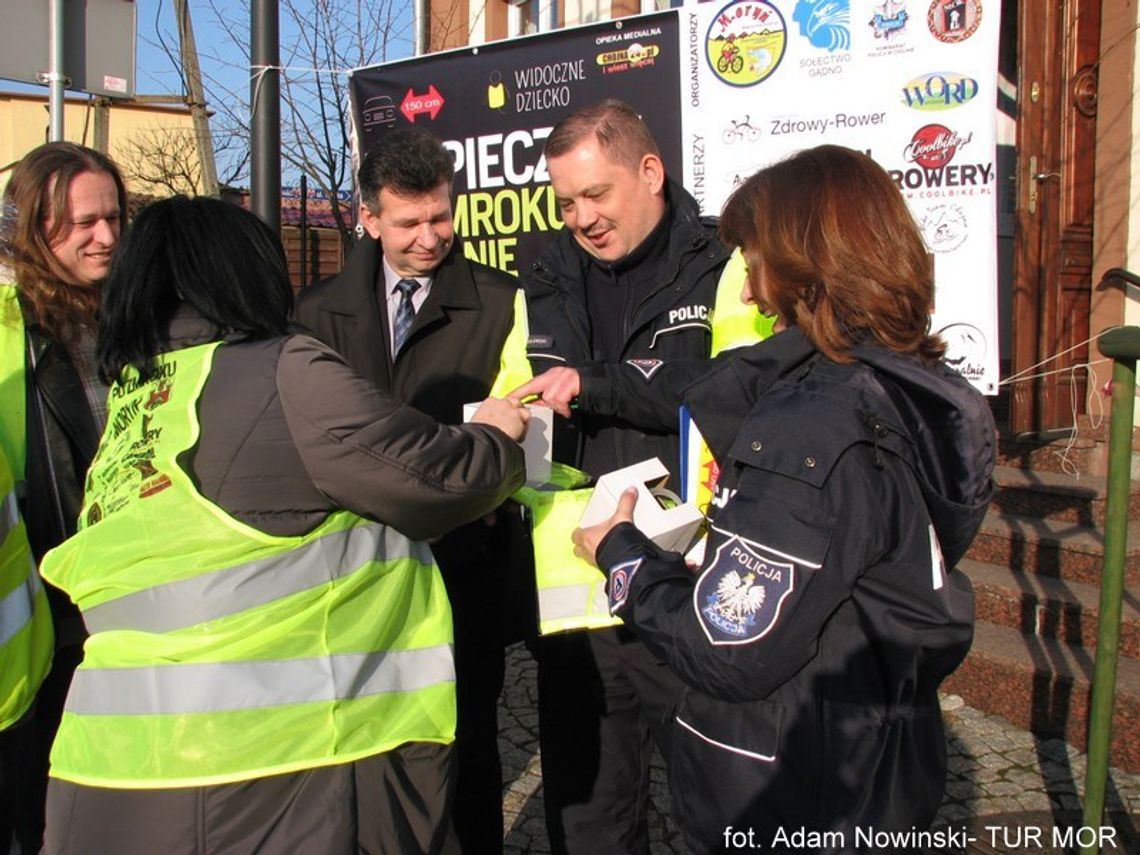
921 203 968 253
939 322 988 384
706 1 788 87
904 123 972 168
927 0 982 44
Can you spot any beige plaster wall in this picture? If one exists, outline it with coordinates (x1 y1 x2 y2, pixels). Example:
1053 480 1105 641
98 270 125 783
0 93 199 198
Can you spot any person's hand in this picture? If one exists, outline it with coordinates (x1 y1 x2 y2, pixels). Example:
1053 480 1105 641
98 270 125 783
510 368 582 418
572 487 638 567
471 396 530 442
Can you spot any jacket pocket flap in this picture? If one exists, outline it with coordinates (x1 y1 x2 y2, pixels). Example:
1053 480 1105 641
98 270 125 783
675 691 783 763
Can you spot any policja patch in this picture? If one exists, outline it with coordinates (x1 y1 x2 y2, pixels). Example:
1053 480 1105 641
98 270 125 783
694 535 794 645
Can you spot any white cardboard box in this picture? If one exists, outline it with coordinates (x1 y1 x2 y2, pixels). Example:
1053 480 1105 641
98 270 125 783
463 401 553 486
578 458 704 554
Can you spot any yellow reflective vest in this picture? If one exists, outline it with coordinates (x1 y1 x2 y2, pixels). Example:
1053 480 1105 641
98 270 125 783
0 282 54 730
488 290 533 397
0 283 27 485
41 342 456 789
0 446 53 730
516 463 618 636
524 258 774 634
711 249 777 356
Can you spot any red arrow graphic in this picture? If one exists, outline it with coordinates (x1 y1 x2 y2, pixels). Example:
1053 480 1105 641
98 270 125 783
400 85 445 123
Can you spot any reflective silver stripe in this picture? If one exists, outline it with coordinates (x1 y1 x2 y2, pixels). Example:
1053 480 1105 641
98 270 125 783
65 644 455 715
537 584 595 622
649 322 711 349
83 522 433 634
0 487 17 546
675 714 775 763
0 554 40 648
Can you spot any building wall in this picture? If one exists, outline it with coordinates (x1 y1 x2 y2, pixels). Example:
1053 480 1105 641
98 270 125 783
1090 0 1138 382
0 93 200 198
1086 0 1139 421
431 0 509 48
450 0 645 43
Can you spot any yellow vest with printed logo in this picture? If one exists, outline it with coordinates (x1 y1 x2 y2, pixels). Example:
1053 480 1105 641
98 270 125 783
523 256 773 634
40 341 456 789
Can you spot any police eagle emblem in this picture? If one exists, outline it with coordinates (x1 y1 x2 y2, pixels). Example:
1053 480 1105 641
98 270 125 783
695 535 794 645
714 570 766 623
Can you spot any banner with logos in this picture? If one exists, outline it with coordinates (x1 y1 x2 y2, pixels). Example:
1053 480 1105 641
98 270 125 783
349 0 998 392
349 13 682 278
683 0 998 392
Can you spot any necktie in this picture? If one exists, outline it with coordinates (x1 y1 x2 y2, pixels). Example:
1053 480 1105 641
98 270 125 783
392 278 420 355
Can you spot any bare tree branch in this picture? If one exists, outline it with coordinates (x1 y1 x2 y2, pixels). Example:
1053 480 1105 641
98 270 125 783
115 125 204 197
155 0 417 239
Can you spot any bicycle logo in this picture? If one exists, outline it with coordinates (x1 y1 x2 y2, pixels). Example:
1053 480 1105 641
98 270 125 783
723 116 762 145
705 1 788 88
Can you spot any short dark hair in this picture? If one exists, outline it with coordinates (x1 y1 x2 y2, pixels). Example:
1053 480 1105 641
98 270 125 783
98 196 293 384
544 99 661 173
719 145 944 363
3 142 128 339
358 128 455 213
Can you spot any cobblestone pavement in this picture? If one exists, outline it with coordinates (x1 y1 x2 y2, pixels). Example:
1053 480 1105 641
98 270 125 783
499 644 1140 854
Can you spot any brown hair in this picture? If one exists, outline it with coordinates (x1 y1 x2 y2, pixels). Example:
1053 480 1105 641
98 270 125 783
3 142 128 341
719 145 944 362
544 98 661 173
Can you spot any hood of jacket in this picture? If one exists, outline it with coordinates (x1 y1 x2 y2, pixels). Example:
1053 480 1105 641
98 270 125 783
684 326 995 567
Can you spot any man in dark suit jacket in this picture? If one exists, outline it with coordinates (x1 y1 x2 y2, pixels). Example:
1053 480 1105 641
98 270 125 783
295 127 532 853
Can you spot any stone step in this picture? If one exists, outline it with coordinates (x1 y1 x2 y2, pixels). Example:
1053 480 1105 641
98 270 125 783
991 465 1140 527
942 620 1140 773
996 432 1104 476
965 509 1140 588
959 558 1140 659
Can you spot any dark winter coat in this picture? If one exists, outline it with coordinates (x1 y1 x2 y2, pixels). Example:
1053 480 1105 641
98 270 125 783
294 237 522 425
293 235 534 637
584 326 995 853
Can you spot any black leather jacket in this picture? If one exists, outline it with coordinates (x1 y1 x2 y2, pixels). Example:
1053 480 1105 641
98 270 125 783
23 326 100 644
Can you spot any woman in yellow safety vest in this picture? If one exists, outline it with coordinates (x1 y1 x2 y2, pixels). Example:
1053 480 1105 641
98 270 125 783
39 195 529 855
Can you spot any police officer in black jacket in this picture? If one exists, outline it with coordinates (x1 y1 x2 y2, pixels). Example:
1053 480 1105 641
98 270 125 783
520 99 732 855
521 146 995 854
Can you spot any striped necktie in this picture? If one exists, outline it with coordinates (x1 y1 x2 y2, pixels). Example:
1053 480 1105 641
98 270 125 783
392 278 420 354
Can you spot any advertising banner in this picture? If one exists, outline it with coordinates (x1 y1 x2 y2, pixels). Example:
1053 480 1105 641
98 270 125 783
682 0 999 392
349 12 681 278
349 0 999 392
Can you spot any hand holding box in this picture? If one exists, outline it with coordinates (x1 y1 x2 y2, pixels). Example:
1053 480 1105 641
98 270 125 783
578 458 703 554
464 401 553 486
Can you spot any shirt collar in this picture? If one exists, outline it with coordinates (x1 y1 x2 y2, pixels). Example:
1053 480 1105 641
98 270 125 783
381 255 433 297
